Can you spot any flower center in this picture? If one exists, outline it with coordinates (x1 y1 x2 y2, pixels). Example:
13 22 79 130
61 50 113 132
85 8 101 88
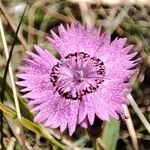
50 52 105 100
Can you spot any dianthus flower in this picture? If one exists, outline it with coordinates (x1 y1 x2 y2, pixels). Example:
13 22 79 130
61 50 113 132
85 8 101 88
17 23 138 135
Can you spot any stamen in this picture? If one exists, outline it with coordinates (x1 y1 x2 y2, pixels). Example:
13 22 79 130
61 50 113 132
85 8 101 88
50 52 105 100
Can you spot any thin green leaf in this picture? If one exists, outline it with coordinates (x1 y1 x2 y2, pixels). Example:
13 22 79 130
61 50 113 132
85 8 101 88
0 5 27 149
0 4 27 102
0 102 65 150
102 119 120 150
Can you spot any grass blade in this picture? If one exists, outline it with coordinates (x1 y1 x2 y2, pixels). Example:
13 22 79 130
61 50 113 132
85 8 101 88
0 4 27 119
0 5 27 149
0 102 65 150
127 94 150 134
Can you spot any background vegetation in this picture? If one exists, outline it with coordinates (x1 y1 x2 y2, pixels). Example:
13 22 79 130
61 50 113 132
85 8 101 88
0 0 150 149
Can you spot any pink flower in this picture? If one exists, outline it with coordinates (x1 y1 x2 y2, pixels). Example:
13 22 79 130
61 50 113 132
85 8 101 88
17 23 138 136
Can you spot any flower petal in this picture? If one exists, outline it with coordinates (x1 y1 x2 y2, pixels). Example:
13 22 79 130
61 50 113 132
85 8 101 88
33 95 79 136
17 46 59 96
47 23 110 58
78 95 95 125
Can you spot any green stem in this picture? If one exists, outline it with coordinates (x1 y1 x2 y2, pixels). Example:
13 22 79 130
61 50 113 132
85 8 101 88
93 139 98 150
